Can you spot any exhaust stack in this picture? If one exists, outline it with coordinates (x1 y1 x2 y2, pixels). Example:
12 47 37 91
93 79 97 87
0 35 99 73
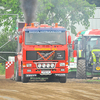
20 0 37 24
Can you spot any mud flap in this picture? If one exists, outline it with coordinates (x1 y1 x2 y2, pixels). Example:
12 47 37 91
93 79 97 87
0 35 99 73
5 61 14 79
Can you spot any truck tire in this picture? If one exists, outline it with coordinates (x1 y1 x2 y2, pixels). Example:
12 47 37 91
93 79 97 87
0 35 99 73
59 74 67 83
76 59 86 79
15 61 21 81
21 69 29 83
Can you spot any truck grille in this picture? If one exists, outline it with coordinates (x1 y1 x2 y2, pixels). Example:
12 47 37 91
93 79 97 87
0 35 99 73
26 51 65 60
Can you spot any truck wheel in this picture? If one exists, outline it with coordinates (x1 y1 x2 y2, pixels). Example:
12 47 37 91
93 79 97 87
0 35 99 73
59 74 67 83
76 59 86 79
15 61 21 81
21 69 29 83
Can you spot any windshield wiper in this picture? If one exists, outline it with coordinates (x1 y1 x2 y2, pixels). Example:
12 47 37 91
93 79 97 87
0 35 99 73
49 41 63 45
42 41 63 45
41 41 52 44
35 41 52 44
26 41 51 45
26 41 63 45
26 41 39 45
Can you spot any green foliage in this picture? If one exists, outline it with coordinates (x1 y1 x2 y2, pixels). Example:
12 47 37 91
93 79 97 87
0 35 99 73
37 0 96 34
0 32 17 64
86 0 100 7
86 79 100 82
0 64 5 75
0 0 21 64
37 0 54 24
0 0 96 35
0 0 24 33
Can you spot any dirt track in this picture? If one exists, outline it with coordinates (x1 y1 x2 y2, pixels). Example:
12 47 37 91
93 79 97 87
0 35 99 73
0 75 100 100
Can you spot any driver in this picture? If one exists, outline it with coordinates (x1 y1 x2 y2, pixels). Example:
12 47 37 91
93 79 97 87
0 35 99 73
96 38 100 45
29 33 33 41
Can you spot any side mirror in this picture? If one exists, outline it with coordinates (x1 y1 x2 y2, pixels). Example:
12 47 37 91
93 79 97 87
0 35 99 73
66 31 71 44
72 41 74 50
68 35 71 44
73 50 77 57
19 35 22 43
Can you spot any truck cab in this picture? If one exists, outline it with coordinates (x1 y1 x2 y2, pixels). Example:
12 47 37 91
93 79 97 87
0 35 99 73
15 22 71 83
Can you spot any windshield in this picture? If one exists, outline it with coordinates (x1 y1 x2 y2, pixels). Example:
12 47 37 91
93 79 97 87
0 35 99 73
78 37 100 50
25 32 66 45
85 36 100 60
86 37 100 50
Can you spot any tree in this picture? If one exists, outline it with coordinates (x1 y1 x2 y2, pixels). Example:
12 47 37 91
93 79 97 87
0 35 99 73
0 32 17 63
0 0 23 63
37 0 54 24
0 0 24 33
0 0 96 35
37 0 96 34
86 0 100 7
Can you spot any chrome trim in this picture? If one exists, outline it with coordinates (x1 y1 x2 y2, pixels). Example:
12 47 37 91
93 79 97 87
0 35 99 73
34 62 57 69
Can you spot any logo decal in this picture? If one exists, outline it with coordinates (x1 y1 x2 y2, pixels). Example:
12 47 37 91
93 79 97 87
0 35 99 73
37 51 55 60
96 67 100 70
35 48 57 51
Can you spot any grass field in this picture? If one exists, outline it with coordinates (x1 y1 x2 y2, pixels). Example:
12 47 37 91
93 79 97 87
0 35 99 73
86 79 100 82
0 64 5 75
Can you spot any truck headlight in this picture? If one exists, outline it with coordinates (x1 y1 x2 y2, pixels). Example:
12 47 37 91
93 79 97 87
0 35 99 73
60 63 65 66
38 64 41 68
51 63 55 68
42 64 46 68
47 63 50 68
26 64 32 67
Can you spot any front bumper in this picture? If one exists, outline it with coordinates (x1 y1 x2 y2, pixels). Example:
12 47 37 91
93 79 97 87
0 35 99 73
23 67 68 75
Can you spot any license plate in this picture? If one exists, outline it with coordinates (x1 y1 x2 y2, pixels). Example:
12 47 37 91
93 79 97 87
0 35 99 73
41 70 51 75
96 67 100 70
55 74 65 76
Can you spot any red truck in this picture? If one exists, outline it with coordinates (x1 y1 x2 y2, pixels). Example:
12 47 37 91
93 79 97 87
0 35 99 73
6 22 71 83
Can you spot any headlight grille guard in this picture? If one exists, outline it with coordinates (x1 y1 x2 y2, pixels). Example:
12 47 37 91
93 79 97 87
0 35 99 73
34 62 57 69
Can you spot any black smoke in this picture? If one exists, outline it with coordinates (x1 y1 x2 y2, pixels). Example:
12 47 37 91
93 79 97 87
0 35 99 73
20 0 37 24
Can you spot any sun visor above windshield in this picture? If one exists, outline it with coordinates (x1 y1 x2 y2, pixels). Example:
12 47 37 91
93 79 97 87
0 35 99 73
25 28 66 33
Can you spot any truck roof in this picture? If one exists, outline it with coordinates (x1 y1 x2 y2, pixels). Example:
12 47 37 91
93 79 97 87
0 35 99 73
23 24 66 32
84 29 100 36
18 22 66 32
74 30 86 41
24 27 66 32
